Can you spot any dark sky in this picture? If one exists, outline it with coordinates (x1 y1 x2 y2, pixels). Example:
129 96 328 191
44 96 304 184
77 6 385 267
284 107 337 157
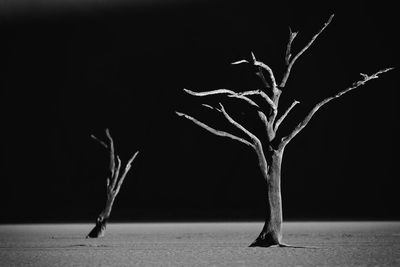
2 1 398 223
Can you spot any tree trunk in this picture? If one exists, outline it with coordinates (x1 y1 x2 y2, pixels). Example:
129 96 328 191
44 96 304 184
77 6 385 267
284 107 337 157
250 150 283 247
86 194 115 238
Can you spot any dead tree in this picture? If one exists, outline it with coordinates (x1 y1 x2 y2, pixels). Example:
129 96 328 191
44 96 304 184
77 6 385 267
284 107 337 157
86 129 139 238
176 14 392 247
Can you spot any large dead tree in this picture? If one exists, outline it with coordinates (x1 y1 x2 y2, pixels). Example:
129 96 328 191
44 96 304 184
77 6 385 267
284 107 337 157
176 14 392 247
86 129 139 238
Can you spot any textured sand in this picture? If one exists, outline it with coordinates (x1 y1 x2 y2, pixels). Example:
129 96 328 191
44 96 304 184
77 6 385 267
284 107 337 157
0 222 399 266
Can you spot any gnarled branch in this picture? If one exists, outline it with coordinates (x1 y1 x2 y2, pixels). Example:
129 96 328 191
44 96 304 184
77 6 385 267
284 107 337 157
279 68 393 150
218 103 261 145
176 111 255 148
280 14 334 88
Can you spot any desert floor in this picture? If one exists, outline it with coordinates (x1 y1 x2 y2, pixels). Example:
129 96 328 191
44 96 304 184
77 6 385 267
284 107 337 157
0 222 399 266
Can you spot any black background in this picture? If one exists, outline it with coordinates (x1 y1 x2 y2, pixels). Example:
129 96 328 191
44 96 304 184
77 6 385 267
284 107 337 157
2 0 398 223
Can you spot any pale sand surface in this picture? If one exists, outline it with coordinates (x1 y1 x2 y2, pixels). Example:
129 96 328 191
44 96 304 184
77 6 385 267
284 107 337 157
1 222 399 266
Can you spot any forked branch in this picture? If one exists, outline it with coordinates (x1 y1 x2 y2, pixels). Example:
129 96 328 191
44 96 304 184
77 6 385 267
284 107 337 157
279 68 393 150
280 14 335 88
232 52 278 90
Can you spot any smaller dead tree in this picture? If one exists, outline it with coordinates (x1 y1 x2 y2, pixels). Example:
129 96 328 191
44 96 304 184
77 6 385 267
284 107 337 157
86 129 139 238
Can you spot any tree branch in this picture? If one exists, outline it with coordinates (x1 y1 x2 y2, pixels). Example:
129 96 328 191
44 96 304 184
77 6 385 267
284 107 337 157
258 111 269 128
232 54 281 128
226 94 260 108
126 151 140 172
280 14 334 88
232 53 278 90
279 67 393 150
105 128 116 178
239 90 276 111
176 111 255 148
274 100 300 132
285 27 298 65
251 52 278 90
201 100 270 139
91 134 108 149
115 151 139 194
183 88 236 96
257 110 276 141
201 104 215 110
233 58 272 89
110 156 121 192
231 59 249 65
218 103 261 145
255 68 271 89
184 88 259 108
237 90 279 139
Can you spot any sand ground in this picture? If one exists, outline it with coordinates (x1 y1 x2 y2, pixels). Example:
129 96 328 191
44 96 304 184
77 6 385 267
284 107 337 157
0 222 399 266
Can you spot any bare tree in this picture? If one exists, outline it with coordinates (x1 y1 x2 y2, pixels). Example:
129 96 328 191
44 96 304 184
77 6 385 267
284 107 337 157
176 14 393 247
86 129 139 238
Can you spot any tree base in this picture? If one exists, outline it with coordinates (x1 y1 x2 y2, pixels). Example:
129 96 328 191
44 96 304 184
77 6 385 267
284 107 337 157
249 228 282 248
249 235 280 247
86 218 107 238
